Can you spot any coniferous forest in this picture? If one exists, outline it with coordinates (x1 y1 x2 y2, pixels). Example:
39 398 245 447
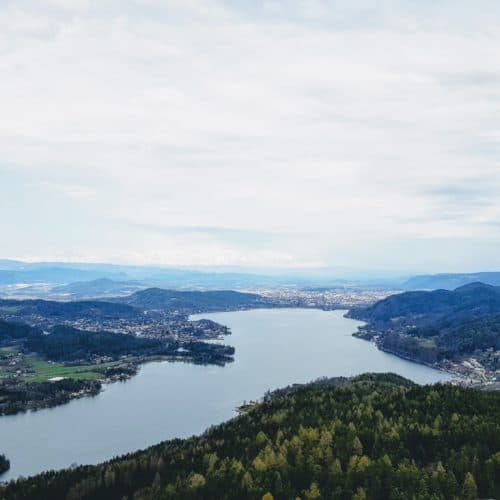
1 373 499 500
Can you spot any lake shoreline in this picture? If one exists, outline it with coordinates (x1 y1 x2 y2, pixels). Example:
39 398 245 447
0 349 239 417
351 331 460 378
1 305 465 419
0 308 453 482
350 327 499 389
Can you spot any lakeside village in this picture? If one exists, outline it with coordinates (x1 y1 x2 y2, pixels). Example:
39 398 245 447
0 305 236 415
258 288 499 391
4 286 496 415
0 312 230 380
353 327 500 390
0 288 396 415
443 350 500 390
0 287 392 352
0 311 230 375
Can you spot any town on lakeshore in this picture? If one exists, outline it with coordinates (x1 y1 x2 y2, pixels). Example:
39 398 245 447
1 266 499 423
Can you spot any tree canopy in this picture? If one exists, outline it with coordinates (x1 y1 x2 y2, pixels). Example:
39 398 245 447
2 373 499 499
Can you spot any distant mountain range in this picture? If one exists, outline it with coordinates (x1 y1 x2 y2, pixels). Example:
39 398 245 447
0 259 262 288
402 272 500 290
3 258 500 296
0 259 397 295
0 259 345 291
51 278 146 299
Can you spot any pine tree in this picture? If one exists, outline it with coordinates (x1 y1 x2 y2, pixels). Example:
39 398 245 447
462 472 478 500
304 482 321 499
352 486 367 500
352 436 363 456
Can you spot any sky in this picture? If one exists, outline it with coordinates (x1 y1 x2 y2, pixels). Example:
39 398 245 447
1 0 500 274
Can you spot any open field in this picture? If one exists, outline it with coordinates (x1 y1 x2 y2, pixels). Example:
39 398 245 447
0 346 19 354
417 338 437 348
26 358 119 383
0 306 21 314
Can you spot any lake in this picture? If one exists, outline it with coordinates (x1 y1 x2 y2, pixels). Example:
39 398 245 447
0 309 453 481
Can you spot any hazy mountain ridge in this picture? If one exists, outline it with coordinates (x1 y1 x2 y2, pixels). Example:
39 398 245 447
0 259 403 293
403 272 500 290
0 259 309 289
51 279 147 299
5 258 500 296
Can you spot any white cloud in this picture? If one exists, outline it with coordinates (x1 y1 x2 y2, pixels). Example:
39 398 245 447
38 181 96 199
1 0 500 271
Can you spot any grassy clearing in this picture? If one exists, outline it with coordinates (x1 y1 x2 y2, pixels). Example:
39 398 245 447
0 306 21 314
0 346 19 355
26 358 119 383
417 338 437 348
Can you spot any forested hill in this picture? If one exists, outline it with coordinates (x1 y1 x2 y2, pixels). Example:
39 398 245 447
113 288 269 312
2 374 499 500
348 282 500 364
0 288 268 321
0 298 138 320
351 282 500 327
0 319 41 341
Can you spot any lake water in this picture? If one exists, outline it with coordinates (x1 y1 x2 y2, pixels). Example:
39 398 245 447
0 309 453 481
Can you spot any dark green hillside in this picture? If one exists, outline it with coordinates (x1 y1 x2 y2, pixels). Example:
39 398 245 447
0 320 41 342
0 298 138 321
116 288 268 312
350 282 500 364
351 282 500 328
25 326 164 362
0 318 162 361
2 374 499 500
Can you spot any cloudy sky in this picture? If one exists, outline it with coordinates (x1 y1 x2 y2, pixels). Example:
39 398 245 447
1 0 500 273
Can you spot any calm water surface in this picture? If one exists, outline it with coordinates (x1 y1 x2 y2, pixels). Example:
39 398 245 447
0 309 452 481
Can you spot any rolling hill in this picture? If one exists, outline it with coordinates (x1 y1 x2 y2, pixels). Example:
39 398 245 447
114 288 269 312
